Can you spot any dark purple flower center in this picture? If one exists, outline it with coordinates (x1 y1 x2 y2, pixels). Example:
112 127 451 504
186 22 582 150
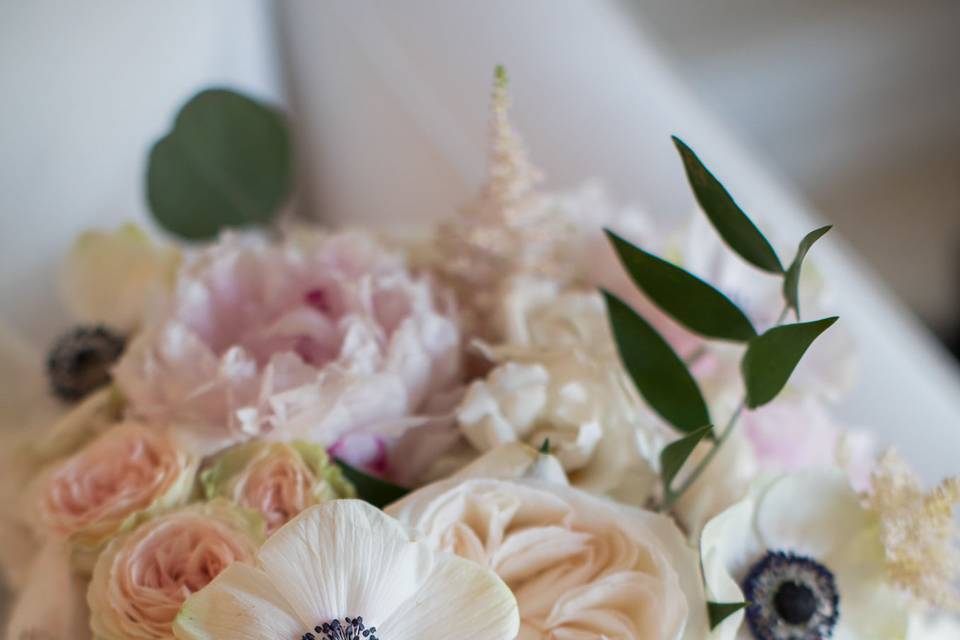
302 616 379 640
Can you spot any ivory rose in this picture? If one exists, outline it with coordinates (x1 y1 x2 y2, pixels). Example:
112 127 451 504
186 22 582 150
87 500 262 640
456 278 667 504
114 230 461 457
200 440 353 534
37 422 197 558
388 477 708 640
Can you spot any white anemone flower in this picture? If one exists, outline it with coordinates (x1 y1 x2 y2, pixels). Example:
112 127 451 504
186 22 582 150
701 472 910 640
173 500 519 640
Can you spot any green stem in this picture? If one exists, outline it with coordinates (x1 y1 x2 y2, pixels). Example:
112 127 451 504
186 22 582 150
661 302 791 512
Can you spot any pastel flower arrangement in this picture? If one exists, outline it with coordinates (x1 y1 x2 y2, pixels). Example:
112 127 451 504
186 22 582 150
1 68 957 640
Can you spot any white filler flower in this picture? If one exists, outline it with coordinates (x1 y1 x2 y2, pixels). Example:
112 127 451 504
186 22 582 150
701 472 910 640
173 500 519 640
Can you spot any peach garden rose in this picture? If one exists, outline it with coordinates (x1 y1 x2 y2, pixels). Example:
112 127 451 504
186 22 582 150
37 422 197 561
200 440 353 534
87 500 262 640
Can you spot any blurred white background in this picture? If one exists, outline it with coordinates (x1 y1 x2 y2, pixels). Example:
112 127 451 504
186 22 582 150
1 0 959 477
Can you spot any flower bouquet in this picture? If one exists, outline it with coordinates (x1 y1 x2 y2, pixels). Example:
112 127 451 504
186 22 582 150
2 68 958 640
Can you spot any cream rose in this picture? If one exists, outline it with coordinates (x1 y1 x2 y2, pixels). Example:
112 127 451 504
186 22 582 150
87 500 262 640
200 440 353 534
457 278 666 504
37 422 197 559
388 477 708 639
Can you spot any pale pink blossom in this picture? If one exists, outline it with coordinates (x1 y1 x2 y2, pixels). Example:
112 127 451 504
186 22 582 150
114 231 461 457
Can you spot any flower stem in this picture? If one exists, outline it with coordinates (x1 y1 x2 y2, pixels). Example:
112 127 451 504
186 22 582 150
661 302 791 512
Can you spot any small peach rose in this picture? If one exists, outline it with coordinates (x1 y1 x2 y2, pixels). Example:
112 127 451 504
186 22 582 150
87 500 262 640
37 423 197 558
201 441 353 535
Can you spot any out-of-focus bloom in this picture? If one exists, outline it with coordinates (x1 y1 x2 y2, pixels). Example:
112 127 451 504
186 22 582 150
456 279 666 504
173 500 519 640
867 451 960 611
388 476 708 640
114 231 461 457
701 472 910 640
0 387 123 590
4 540 91 640
61 224 180 333
36 422 197 563
201 440 353 535
87 500 262 640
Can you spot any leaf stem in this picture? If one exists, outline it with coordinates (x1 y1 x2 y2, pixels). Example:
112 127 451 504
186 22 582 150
661 302 791 512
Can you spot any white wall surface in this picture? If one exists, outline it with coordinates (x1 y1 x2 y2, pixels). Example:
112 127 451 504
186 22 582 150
0 0 282 347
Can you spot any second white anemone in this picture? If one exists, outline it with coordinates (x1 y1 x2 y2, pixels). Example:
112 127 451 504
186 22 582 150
173 499 520 640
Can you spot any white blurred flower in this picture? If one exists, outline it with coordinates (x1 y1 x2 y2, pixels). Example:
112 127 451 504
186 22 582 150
4 540 90 640
701 472 910 640
61 224 179 333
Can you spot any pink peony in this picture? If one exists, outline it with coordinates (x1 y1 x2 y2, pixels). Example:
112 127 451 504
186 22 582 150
114 231 461 457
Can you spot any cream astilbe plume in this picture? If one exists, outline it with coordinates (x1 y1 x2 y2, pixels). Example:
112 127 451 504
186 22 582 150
867 451 960 610
434 66 579 339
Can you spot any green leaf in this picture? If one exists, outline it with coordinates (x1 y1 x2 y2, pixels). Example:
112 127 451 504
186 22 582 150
660 425 713 491
783 225 832 319
333 458 409 509
673 136 783 274
606 230 756 342
539 438 551 454
603 290 710 432
147 88 292 240
741 317 838 408
708 601 749 629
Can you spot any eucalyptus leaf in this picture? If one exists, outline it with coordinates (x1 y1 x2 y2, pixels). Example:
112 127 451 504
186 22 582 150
333 458 409 509
660 425 713 491
673 136 783 274
147 88 292 240
603 290 710 432
606 230 756 341
708 601 749 629
783 225 832 319
741 317 838 408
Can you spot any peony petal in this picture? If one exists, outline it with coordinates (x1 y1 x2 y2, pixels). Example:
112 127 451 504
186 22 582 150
173 562 303 640
380 553 519 640
257 500 432 628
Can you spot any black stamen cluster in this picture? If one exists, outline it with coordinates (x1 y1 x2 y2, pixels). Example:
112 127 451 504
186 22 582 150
303 616 378 640
47 325 125 401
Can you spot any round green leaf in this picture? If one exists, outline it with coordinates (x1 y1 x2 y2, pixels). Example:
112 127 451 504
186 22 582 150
146 88 292 240
603 289 710 432
673 136 783 274
741 317 838 408
606 229 756 342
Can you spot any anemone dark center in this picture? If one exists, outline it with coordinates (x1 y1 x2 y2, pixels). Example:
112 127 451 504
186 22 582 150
773 581 817 625
742 550 839 640
302 617 378 640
